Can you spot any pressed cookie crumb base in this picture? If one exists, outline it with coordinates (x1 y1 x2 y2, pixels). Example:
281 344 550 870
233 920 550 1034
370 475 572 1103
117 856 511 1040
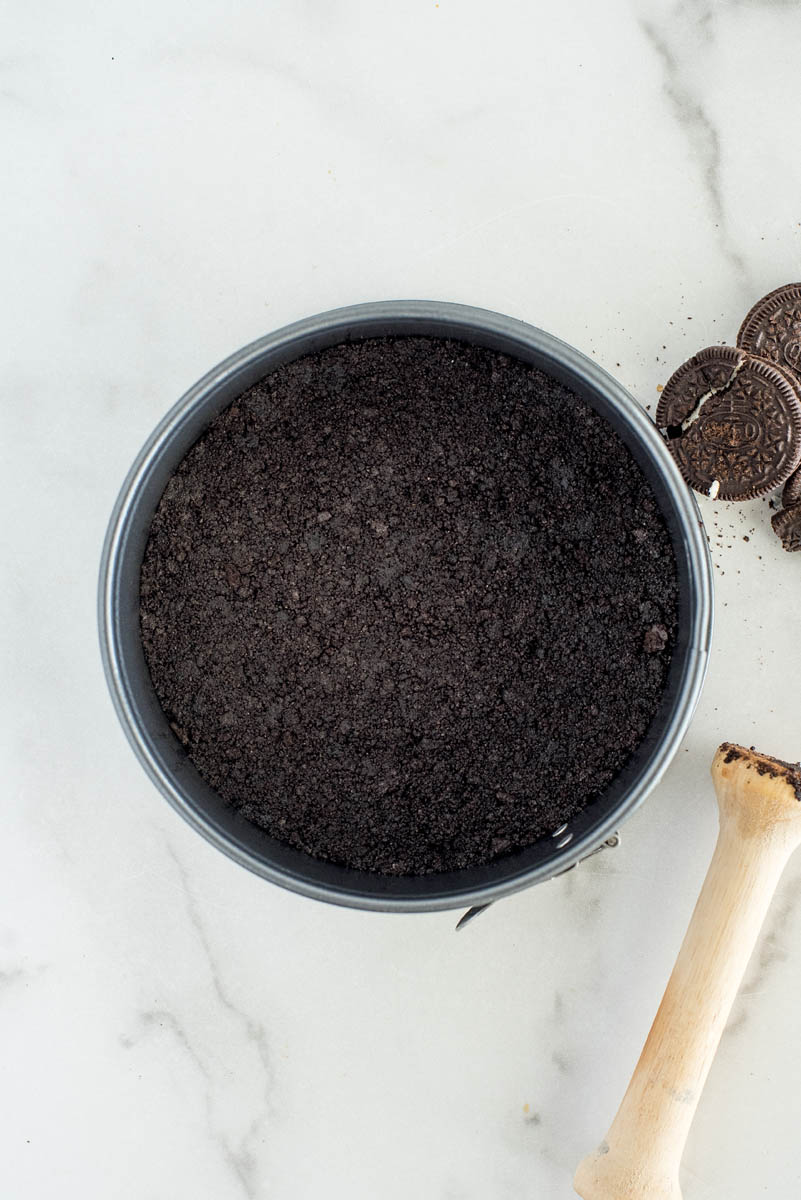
140 337 678 875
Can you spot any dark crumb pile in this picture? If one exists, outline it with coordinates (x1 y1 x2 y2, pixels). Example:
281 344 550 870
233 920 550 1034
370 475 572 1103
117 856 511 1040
140 337 679 875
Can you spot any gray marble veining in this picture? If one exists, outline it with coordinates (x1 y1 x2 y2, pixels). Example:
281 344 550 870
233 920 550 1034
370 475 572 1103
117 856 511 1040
638 10 750 285
167 845 278 1110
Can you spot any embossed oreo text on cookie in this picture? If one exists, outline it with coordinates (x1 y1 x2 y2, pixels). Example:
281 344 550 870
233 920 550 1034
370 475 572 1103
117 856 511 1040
656 346 801 501
738 283 801 383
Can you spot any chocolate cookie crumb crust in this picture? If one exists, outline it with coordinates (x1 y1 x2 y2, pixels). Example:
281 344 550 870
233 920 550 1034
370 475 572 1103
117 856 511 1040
140 337 679 875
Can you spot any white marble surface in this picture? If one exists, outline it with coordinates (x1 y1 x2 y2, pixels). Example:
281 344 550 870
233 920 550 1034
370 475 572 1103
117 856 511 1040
4 2 801 1196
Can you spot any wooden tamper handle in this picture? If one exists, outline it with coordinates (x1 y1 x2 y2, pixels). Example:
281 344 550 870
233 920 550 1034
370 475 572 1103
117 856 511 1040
574 743 801 1200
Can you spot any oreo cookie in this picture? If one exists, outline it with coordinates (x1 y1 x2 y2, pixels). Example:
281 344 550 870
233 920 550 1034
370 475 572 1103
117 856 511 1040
656 346 801 501
738 283 801 382
772 505 801 552
783 465 801 508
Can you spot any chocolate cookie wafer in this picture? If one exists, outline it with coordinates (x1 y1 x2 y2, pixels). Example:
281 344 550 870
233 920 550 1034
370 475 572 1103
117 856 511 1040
772 505 801 552
738 283 801 382
656 346 801 501
783 465 801 508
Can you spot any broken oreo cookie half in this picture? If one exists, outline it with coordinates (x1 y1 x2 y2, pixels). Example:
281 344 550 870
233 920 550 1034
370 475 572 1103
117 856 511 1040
772 505 801 552
783 466 801 508
656 345 801 501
